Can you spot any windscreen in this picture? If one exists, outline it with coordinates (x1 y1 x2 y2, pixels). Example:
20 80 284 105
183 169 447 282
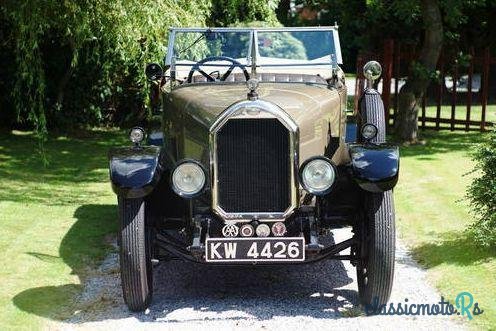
167 28 341 76
173 31 251 65
257 30 337 65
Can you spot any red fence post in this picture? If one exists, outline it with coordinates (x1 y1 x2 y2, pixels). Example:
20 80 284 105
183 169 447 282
382 39 394 126
451 62 458 131
436 55 444 130
421 95 426 129
357 57 365 111
466 47 474 131
481 47 490 131
354 55 362 114
382 45 492 131
393 41 401 127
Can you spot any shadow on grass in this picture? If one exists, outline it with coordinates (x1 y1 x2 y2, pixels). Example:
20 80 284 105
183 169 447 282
411 230 495 268
12 284 82 321
0 129 126 205
13 204 357 323
12 204 117 320
398 130 487 159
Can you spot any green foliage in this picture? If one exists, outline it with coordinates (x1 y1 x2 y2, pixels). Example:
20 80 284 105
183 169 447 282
362 0 489 46
2 0 280 136
209 0 280 26
278 0 496 72
467 129 496 248
2 1 192 131
409 61 440 83
3 0 212 131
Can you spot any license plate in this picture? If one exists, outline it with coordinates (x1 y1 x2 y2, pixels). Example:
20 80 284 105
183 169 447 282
205 237 305 263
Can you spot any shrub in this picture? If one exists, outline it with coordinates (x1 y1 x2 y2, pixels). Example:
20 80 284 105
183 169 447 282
467 128 496 248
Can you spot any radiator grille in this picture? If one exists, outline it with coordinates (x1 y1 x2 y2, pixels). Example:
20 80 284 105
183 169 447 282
216 119 290 213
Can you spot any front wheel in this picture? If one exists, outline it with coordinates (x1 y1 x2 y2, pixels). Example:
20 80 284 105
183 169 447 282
356 190 395 309
118 197 153 311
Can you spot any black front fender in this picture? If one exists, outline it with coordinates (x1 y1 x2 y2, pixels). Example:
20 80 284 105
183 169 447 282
349 143 399 193
109 146 162 199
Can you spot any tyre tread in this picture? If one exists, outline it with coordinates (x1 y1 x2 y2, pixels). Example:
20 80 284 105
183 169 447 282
367 191 395 305
118 197 152 311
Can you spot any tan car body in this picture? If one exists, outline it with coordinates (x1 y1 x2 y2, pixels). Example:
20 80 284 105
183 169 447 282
163 81 349 169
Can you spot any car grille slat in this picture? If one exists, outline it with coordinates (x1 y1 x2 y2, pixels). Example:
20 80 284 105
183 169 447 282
216 119 290 213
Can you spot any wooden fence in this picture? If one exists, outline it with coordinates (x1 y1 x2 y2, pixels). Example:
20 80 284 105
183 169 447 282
354 40 495 132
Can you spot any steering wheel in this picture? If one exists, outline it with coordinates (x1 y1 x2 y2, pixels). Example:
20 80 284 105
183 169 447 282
187 56 250 83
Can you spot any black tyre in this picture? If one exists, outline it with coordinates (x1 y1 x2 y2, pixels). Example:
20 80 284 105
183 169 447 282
118 197 153 311
357 190 395 308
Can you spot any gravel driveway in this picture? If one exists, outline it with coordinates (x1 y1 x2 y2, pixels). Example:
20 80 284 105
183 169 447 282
51 228 466 330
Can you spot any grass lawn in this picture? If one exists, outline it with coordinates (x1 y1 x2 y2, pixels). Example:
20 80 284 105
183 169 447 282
0 129 125 329
395 130 496 330
0 127 495 329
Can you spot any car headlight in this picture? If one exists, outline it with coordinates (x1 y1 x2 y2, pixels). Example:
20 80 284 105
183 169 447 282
300 157 336 195
361 123 378 141
171 161 206 198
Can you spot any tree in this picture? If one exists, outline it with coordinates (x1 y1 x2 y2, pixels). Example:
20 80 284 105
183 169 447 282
3 0 212 134
1 0 280 139
208 0 280 26
394 0 443 143
282 0 492 143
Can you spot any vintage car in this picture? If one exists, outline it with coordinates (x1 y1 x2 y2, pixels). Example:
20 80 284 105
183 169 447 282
108 27 399 311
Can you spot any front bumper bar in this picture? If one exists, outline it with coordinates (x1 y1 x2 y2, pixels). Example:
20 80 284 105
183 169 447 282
155 232 358 266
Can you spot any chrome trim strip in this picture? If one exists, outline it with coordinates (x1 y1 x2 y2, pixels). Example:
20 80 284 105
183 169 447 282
164 30 175 66
170 26 339 33
251 29 258 76
209 99 299 222
332 29 343 64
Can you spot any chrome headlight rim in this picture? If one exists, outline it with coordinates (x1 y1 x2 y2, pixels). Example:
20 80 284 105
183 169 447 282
129 126 145 145
299 156 337 196
361 123 378 141
171 159 207 199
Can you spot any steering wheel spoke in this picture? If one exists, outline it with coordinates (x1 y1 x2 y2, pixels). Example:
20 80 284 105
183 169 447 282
197 68 215 82
220 65 236 81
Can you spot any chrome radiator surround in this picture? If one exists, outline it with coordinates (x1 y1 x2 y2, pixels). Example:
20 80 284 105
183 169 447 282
209 99 299 222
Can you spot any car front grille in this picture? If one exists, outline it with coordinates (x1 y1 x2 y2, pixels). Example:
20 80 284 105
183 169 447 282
216 119 291 213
